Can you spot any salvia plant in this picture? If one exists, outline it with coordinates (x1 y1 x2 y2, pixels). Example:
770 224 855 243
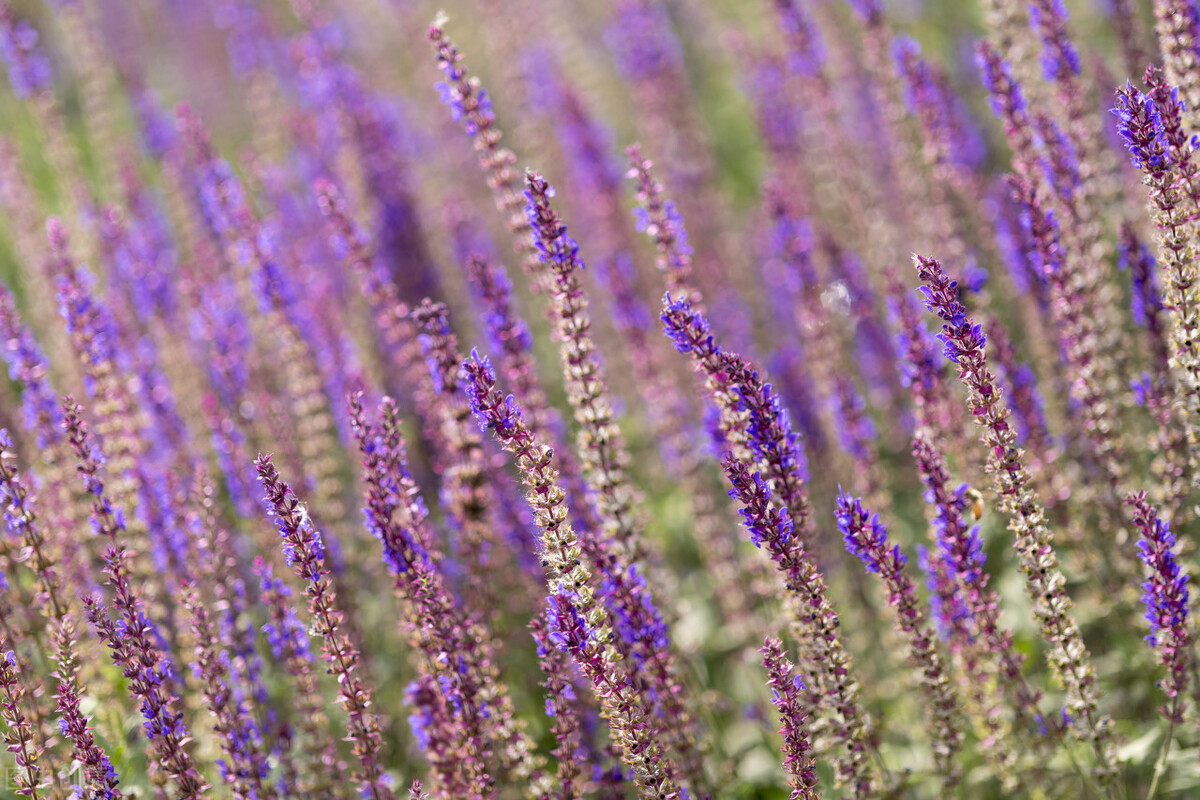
2 0 1200 798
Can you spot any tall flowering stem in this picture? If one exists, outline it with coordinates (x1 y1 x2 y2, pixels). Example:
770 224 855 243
461 352 682 800
0 649 44 799
1114 72 1200 481
522 171 640 563
835 492 962 785
411 299 509 611
1129 491 1190 719
466 255 555 437
722 457 875 796
530 613 590 800
1007 176 1127 516
1119 225 1192 517
911 434 1044 726
1153 0 1200 134
64 399 207 799
910 435 1031 788
350 393 541 797
660 295 815 554
760 637 820 800
913 255 1116 782
428 20 544 289
625 145 701 310
253 557 346 795
54 643 123 800
179 581 272 800
524 172 705 788
1128 490 1190 800
255 454 395 800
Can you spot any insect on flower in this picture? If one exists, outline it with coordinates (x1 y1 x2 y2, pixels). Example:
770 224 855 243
965 487 985 521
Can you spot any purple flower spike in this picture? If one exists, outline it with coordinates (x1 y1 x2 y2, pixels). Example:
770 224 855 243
835 491 962 783
914 254 1116 780
256 455 395 800
0 9 52 99
1128 491 1191 724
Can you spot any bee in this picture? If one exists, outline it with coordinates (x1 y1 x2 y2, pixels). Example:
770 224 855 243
964 487 985 521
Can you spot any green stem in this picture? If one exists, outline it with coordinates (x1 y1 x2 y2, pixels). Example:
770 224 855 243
1146 717 1176 800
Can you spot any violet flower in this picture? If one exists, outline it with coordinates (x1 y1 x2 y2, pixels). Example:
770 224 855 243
1128 491 1190 719
1128 490 1191 797
253 557 346 795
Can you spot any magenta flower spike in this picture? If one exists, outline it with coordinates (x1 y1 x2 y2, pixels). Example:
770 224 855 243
0 648 45 799
760 637 820 800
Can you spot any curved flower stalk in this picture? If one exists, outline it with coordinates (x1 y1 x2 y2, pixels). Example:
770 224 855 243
428 20 545 290
760 637 820 800
1007 176 1128 526
1118 226 1192 519
887 285 958 448
660 295 815 554
461 353 682 800
411 299 526 615
1114 72 1200 482
625 145 701 310
522 171 643 563
723 458 875 796
910 436 1046 744
349 393 543 796
911 443 1026 791
981 45 1124 477
835 492 962 785
64 399 207 799
256 454 395 800
913 254 1116 782
465 254 557 438
522 172 704 787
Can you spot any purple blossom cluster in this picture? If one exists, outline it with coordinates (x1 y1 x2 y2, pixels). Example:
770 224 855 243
0 1 1193 798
